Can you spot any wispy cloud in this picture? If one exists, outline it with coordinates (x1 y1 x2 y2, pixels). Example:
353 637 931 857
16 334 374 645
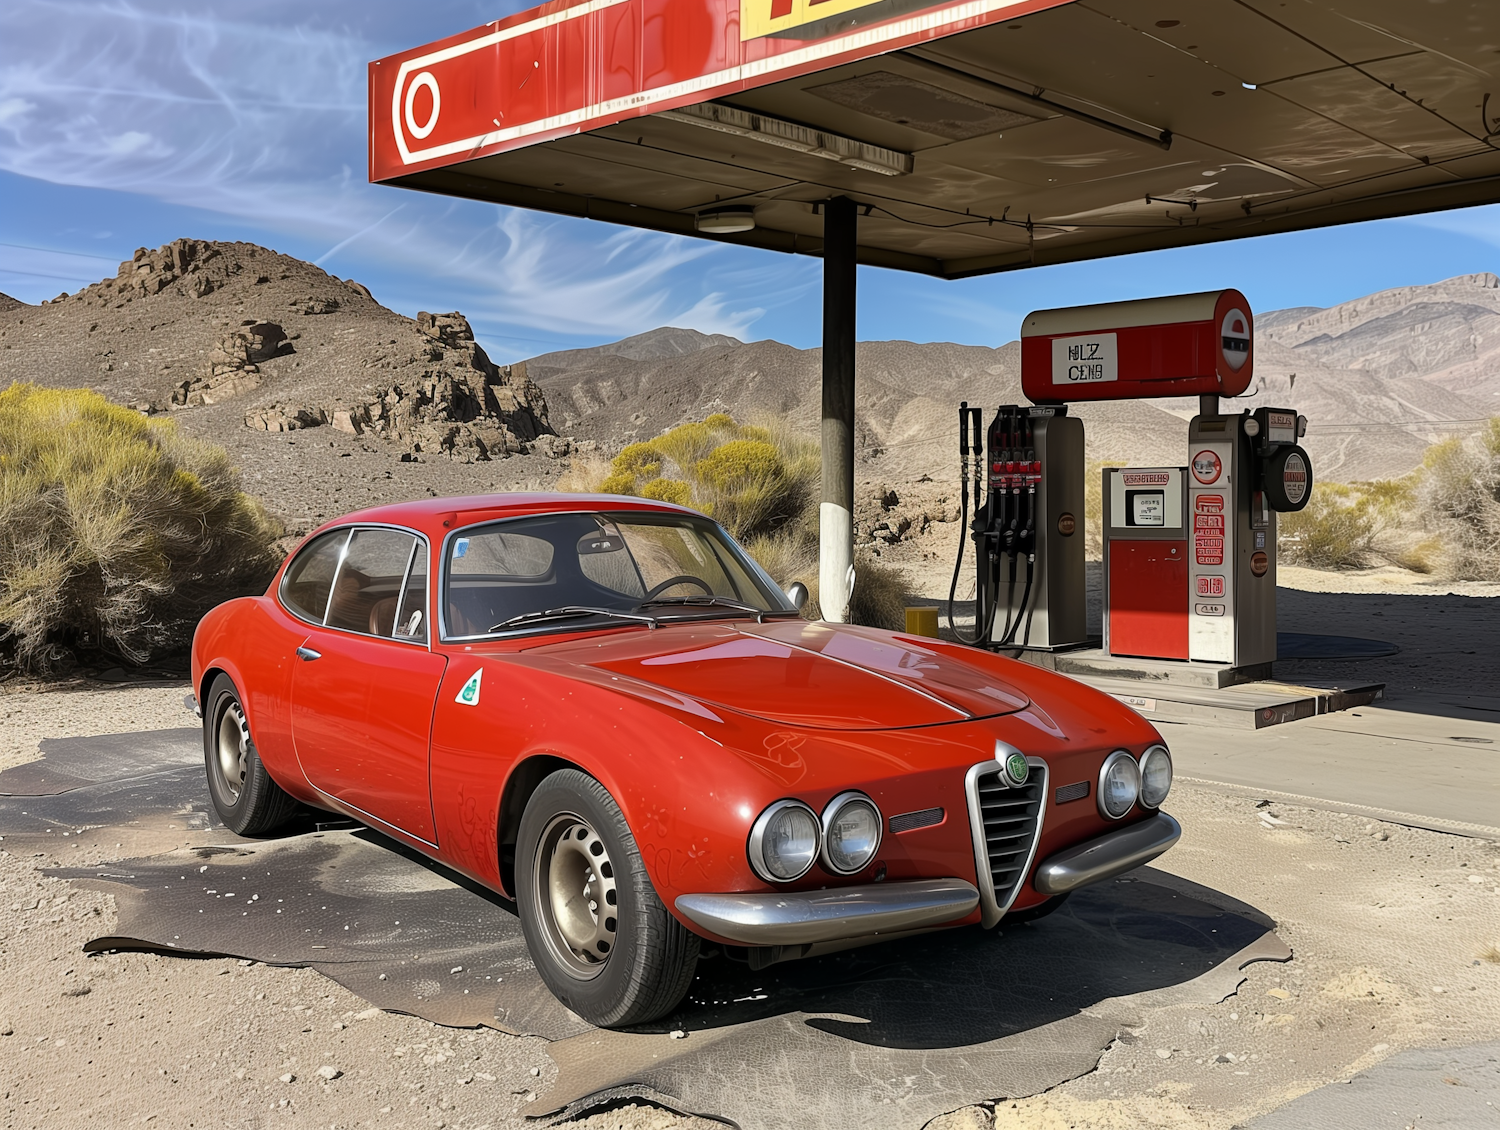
0 0 790 343
1404 206 1500 251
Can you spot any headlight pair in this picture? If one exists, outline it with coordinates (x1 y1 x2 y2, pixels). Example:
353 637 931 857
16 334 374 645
1097 745 1172 820
748 791 882 883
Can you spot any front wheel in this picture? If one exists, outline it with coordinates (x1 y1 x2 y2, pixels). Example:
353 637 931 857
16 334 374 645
516 769 699 1027
203 674 301 836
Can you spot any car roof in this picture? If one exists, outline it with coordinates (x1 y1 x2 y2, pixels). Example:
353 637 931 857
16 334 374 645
314 492 703 542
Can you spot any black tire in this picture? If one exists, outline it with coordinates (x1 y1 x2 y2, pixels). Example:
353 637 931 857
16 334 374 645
516 769 700 1028
203 673 301 836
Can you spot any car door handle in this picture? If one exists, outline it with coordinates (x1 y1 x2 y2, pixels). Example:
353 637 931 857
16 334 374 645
296 646 322 662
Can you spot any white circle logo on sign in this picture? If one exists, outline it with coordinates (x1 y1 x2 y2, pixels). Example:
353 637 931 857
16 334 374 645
1220 308 1250 371
405 72 441 141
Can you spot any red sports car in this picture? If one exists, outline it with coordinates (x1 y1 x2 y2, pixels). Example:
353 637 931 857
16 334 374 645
192 493 1179 1027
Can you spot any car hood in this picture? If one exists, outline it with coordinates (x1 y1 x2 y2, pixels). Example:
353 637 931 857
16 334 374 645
523 618 1029 730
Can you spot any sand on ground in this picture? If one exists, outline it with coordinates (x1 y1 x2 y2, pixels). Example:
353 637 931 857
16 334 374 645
1 674 1497 1130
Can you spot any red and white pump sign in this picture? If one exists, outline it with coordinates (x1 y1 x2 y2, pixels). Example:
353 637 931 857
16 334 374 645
1020 290 1254 403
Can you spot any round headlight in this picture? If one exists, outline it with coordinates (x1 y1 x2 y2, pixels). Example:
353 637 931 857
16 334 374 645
821 792 883 875
748 800 820 882
1139 745 1172 809
1097 750 1141 820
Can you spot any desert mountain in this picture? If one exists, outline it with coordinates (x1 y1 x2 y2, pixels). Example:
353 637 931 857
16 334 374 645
2 241 1494 540
528 326 742 371
1232 272 1499 479
530 274 1500 484
530 333 1190 481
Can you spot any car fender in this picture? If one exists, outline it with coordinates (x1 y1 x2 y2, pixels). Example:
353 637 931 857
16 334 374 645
191 595 315 804
428 652 841 905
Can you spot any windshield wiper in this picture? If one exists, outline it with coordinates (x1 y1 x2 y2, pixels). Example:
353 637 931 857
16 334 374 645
487 606 658 633
634 596 788 622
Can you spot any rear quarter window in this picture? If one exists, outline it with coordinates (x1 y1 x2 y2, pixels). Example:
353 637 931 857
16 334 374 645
278 530 349 623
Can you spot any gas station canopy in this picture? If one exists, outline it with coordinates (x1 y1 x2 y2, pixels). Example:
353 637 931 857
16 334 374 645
371 0 1500 279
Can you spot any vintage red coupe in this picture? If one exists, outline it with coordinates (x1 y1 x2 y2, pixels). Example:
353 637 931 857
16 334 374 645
192 493 1179 1027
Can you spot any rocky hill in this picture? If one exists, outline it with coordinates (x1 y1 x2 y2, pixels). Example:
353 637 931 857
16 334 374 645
0 240 569 536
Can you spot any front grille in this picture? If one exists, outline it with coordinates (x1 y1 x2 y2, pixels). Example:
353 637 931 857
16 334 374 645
965 760 1047 926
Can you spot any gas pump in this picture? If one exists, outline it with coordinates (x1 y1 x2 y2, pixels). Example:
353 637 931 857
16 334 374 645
1183 403 1311 665
1099 404 1312 666
948 403 1085 651
951 288 1314 676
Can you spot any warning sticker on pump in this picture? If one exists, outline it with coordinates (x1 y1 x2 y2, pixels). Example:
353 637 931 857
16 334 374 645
1195 602 1226 616
1196 576 1226 598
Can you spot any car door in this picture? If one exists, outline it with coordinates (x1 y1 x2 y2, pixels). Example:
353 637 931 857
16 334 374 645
286 526 446 843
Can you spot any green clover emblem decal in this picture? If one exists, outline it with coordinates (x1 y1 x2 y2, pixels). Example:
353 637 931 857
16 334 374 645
1005 752 1029 786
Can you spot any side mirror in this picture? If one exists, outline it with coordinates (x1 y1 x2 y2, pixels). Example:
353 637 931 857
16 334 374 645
784 581 808 612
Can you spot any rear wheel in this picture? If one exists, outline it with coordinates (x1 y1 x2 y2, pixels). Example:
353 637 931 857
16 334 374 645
516 769 699 1027
203 674 300 836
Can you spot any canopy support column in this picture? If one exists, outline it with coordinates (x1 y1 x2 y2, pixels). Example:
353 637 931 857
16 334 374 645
819 195 857 623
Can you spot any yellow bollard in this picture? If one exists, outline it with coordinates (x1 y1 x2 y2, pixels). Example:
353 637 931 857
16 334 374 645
904 606 940 638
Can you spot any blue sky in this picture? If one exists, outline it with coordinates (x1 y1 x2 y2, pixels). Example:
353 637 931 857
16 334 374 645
4 1 1500 364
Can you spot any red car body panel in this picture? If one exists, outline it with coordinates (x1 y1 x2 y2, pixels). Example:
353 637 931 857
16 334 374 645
289 626 448 843
192 494 1169 947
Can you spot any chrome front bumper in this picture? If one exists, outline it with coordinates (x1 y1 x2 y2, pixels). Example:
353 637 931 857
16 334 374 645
675 877 980 946
1032 811 1182 895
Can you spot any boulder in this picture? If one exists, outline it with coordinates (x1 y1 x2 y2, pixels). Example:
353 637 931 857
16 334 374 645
245 405 327 432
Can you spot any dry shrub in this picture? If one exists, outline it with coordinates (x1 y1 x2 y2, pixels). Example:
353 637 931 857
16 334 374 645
579 413 817 542
0 383 282 671
1274 419 1500 580
741 531 817 602
1415 425 1500 581
1083 460 1125 560
1278 482 1379 568
567 413 904 628
787 548 910 630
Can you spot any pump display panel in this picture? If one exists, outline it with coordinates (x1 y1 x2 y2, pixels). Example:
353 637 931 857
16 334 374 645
1110 469 1184 531
1128 491 1164 527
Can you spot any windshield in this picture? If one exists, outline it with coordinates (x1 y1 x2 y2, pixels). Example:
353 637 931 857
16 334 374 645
442 511 793 638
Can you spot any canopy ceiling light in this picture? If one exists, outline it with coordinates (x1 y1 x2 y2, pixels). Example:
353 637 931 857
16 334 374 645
658 102 913 178
696 206 757 234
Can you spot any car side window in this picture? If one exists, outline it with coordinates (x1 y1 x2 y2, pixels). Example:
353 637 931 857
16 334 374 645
326 529 420 637
392 543 429 642
279 530 351 624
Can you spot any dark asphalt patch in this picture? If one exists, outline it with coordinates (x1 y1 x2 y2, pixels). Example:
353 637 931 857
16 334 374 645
5 730 1292 1129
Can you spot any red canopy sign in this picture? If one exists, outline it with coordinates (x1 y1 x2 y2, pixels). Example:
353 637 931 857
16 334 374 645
369 0 1070 181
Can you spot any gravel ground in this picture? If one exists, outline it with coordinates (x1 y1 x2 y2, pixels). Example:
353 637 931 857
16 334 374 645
0 681 192 774
1 684 1497 1130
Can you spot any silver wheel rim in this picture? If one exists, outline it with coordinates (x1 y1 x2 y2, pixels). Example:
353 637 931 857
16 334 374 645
533 813 618 980
215 700 250 804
